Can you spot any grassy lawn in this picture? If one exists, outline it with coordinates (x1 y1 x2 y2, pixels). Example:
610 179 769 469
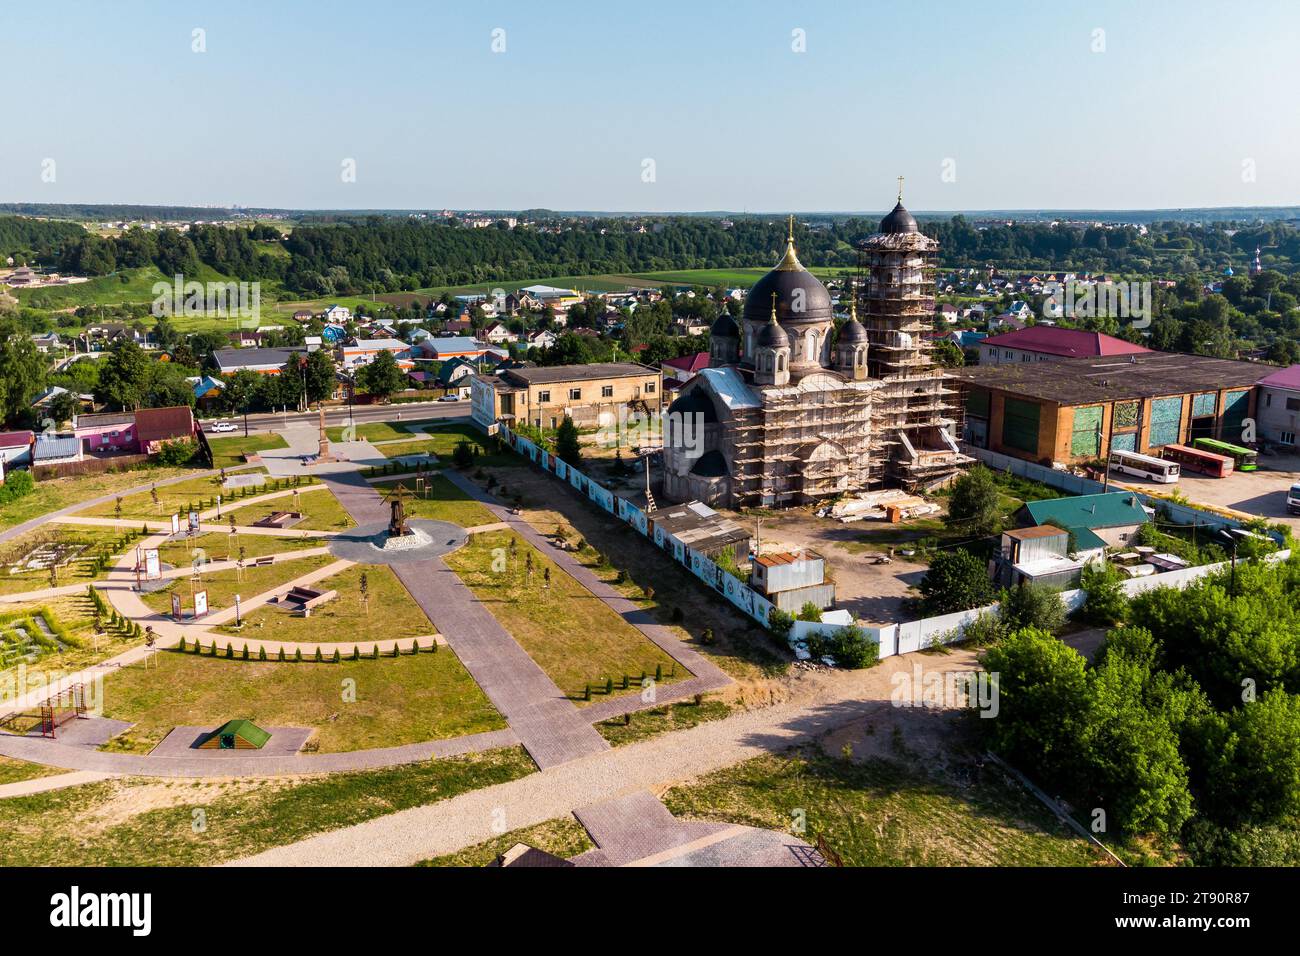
0 755 65 786
100 645 504 754
155 531 328 567
220 486 354 532
206 433 288 468
419 816 594 866
218 564 434 645
76 473 230 520
0 467 195 531
325 421 415 443
421 423 517 467
663 747 1101 867
596 698 732 746
482 465 786 682
371 475 497 528
444 530 686 703
0 525 128 596
379 438 437 460
0 746 535 866
140 553 335 617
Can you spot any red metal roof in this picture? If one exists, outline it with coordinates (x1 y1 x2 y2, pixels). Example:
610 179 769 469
0 430 33 449
982 327 1150 358
134 406 195 444
1257 364 1300 392
663 351 710 374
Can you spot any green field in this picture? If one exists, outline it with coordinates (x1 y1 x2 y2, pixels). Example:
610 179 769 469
220 485 354 531
371 475 497 527
206 433 288 468
444 529 686 703
663 747 1101 867
0 746 535 866
1 466 196 531
140 552 334 617
99 643 504 754
217 563 436 645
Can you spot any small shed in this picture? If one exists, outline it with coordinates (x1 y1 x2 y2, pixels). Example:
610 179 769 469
197 719 271 750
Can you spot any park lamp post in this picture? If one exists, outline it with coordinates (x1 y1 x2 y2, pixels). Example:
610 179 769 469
1216 529 1240 597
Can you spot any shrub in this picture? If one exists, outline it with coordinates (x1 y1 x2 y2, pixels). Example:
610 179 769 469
999 582 1067 635
960 611 1007 646
1079 562 1129 626
258 645 267 661
797 601 822 623
918 549 997 615
332 649 340 663
768 608 794 641
0 468 35 505
827 625 879 669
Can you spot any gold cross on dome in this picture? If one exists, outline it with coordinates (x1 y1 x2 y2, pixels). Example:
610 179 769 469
787 214 794 242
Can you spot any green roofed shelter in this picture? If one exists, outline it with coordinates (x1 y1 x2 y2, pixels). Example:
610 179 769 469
1017 492 1152 552
198 719 272 750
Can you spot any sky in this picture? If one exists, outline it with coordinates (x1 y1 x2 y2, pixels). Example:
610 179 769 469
2 0 1298 213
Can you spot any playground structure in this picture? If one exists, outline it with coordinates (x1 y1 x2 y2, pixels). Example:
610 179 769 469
38 684 88 738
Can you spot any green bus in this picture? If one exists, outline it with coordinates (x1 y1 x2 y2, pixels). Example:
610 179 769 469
1192 437 1258 471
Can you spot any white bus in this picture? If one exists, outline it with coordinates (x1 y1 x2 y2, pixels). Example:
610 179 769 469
1109 449 1180 483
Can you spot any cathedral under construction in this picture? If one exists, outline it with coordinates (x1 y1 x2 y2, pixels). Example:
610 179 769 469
661 189 971 509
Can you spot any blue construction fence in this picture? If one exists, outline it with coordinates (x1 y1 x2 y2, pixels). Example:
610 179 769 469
496 424 776 629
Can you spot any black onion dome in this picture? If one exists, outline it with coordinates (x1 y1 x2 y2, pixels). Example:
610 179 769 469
710 311 739 338
742 237 833 327
667 386 718 423
756 314 790 349
837 315 868 345
879 201 918 235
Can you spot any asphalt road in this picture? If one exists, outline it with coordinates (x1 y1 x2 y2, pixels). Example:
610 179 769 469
201 399 471 436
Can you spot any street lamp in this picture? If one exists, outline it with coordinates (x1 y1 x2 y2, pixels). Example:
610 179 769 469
1216 529 1240 597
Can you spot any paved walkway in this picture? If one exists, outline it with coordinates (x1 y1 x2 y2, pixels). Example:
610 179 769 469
568 790 816 867
444 470 734 714
318 471 609 769
0 770 119 800
0 726 520 778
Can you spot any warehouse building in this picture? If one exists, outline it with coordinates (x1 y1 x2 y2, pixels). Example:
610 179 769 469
954 353 1266 466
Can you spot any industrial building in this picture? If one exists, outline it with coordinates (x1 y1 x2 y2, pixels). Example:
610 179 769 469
955 352 1266 466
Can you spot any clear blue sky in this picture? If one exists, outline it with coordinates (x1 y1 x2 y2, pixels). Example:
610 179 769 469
3 0 1297 212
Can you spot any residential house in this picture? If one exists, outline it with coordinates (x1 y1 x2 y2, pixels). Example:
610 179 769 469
213 347 306 375
481 321 515 345
32 435 81 466
322 304 351 324
661 351 710 386
471 362 662 431
0 430 33 467
73 412 136 453
135 406 197 453
1015 492 1153 558
525 329 557 350
417 336 504 363
436 356 479 398
341 338 412 370
30 332 61 353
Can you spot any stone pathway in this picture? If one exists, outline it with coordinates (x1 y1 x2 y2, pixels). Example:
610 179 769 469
0 725 519 778
317 471 609 769
0 770 119 801
568 790 816 867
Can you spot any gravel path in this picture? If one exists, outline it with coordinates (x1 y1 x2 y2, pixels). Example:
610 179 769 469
229 647 976 867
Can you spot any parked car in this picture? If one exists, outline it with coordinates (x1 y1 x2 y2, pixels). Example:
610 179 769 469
439 394 463 402
208 421 237 433
1286 483 1300 515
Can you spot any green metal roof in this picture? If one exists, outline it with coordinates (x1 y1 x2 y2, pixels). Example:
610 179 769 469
203 719 271 748
1021 492 1149 545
